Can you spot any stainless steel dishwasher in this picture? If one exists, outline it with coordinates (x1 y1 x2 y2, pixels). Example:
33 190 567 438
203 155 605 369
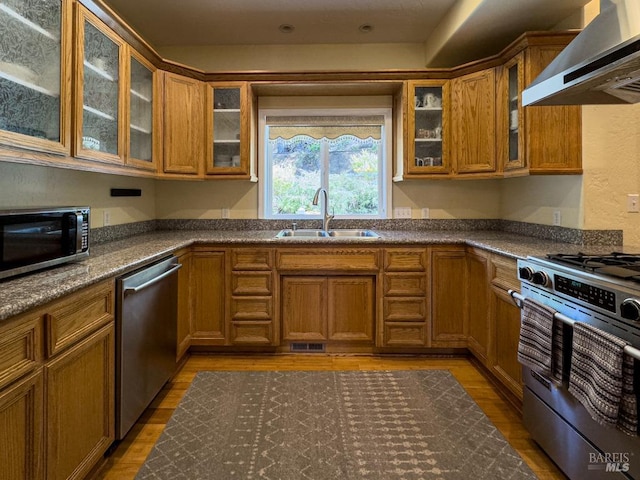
115 255 181 440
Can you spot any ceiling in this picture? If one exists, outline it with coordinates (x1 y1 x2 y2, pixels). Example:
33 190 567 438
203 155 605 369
101 0 593 67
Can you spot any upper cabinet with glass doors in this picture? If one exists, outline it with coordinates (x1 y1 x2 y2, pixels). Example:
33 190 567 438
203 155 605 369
405 80 450 177
126 51 158 171
497 52 526 174
0 0 71 155
207 82 251 177
74 5 125 165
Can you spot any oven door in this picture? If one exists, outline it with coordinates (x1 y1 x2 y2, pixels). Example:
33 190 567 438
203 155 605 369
519 284 640 480
0 210 82 278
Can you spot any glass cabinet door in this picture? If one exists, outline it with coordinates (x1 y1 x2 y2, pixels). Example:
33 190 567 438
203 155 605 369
407 81 449 175
502 53 525 172
208 83 247 174
0 0 70 154
127 52 155 169
75 7 125 163
508 64 519 161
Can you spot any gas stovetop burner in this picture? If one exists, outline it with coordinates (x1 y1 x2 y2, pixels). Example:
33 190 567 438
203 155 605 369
547 252 640 281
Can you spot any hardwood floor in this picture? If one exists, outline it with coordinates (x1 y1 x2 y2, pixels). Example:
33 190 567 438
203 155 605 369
93 354 567 480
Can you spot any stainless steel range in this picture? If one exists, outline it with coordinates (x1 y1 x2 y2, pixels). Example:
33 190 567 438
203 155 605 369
515 253 640 480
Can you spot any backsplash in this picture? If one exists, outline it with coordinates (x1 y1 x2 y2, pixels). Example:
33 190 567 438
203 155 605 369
90 218 623 246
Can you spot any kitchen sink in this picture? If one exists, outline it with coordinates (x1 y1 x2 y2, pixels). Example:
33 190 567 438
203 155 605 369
275 229 330 238
328 229 380 238
275 229 380 239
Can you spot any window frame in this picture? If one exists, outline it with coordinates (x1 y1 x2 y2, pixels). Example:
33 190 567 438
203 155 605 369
258 107 393 220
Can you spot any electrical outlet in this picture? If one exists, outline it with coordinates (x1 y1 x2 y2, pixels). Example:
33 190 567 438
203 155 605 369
553 210 562 226
103 210 111 226
627 194 640 213
393 207 412 219
421 208 430 219
221 208 230 219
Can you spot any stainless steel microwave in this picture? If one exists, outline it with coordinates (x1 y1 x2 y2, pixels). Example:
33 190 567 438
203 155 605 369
0 207 89 280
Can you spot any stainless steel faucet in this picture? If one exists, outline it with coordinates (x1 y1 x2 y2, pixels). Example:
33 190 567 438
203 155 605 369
312 187 334 231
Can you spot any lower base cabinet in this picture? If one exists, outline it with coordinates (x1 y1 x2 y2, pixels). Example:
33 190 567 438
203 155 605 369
466 248 491 363
490 287 523 398
281 276 375 345
431 247 467 347
0 371 44 480
190 250 226 345
0 280 115 480
488 254 524 399
44 323 115 480
176 250 193 361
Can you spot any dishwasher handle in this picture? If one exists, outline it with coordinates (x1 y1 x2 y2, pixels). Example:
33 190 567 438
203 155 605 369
123 263 182 295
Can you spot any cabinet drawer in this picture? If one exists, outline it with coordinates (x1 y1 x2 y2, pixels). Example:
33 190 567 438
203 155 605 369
384 273 427 296
383 249 427 272
232 272 272 296
384 322 428 346
276 248 379 272
45 281 114 358
490 254 519 292
0 314 43 390
383 298 426 322
230 322 273 345
231 297 272 320
231 249 273 271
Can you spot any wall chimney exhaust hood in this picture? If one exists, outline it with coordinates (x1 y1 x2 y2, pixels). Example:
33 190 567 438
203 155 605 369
523 0 640 106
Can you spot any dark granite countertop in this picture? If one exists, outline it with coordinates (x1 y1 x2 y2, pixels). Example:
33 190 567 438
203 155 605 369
0 229 627 322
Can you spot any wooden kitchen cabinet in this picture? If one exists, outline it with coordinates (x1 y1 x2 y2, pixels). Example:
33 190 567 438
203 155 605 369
0 370 44 480
44 323 114 480
230 248 276 345
0 309 45 480
497 40 582 175
42 279 115 480
466 247 491 364
281 275 375 346
496 52 526 174
282 276 328 341
405 80 451 177
190 249 226 344
176 249 193 360
488 254 524 400
451 68 496 175
73 4 127 165
524 44 582 174
0 280 114 480
0 0 72 157
381 248 429 347
162 71 206 176
277 247 378 350
206 82 253 178
125 49 160 171
430 246 467 347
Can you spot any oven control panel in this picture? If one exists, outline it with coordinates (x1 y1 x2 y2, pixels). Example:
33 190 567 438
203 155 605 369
554 274 616 313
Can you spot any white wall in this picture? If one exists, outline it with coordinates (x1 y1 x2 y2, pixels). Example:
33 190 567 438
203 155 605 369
0 162 156 228
159 43 428 71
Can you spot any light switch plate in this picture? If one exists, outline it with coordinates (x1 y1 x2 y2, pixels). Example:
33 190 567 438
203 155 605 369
627 194 639 213
221 208 230 219
421 208 430 219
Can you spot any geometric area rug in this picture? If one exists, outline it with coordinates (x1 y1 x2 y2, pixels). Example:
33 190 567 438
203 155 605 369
135 370 537 479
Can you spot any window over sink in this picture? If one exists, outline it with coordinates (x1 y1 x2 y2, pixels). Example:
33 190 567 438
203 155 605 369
258 108 392 220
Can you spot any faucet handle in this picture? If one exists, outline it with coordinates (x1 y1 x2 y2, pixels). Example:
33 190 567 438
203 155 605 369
291 222 297 231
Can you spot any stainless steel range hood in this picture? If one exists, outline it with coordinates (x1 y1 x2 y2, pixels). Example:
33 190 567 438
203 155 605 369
523 0 640 106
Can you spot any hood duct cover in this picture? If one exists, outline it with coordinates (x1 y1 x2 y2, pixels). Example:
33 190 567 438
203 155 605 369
523 0 640 106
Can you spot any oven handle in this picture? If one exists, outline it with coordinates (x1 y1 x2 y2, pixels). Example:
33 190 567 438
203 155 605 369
508 289 640 362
